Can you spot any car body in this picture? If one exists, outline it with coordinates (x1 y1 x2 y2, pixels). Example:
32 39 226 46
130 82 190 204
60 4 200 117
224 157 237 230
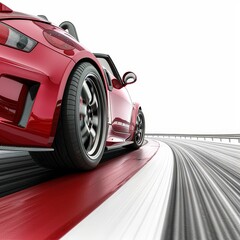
0 3 145 170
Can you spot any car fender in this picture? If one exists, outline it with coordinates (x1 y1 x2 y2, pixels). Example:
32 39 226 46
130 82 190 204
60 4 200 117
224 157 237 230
71 50 108 92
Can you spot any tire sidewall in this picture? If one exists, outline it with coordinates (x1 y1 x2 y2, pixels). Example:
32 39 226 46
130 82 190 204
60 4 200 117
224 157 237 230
64 63 108 169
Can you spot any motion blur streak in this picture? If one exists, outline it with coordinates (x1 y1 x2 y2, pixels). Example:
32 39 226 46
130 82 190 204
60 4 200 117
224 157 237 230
62 142 174 240
160 139 240 240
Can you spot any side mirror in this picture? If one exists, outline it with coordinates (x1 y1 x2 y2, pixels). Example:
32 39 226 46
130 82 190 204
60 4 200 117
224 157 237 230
122 72 137 86
112 79 123 89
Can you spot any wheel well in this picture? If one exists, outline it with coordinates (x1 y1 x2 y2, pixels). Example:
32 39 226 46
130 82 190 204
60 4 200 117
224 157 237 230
73 58 109 108
75 58 107 93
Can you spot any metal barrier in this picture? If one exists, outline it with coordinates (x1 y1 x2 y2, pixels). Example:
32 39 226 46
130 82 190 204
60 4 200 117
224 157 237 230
145 133 240 144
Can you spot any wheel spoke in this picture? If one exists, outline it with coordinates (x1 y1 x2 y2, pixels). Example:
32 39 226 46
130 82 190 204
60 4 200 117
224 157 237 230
138 118 142 128
80 103 87 116
137 116 140 124
87 128 96 151
89 95 98 111
90 128 96 141
92 116 99 127
82 82 92 104
82 124 90 138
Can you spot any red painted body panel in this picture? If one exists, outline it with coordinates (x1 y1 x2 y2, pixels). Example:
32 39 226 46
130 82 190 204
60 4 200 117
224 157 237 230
110 88 132 134
106 75 134 145
0 76 28 124
0 141 159 239
0 8 141 149
0 41 72 146
0 10 49 23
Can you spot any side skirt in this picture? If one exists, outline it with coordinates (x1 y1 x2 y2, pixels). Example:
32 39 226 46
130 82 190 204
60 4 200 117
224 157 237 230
105 141 133 151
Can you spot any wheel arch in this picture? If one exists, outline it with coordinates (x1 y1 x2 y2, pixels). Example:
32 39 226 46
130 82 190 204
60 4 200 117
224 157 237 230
71 51 109 95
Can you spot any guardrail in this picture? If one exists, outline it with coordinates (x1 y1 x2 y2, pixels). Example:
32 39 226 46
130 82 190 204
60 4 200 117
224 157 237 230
145 133 240 144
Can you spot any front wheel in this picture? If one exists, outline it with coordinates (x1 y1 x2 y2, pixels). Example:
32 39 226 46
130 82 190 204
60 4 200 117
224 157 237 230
131 109 145 149
30 62 108 170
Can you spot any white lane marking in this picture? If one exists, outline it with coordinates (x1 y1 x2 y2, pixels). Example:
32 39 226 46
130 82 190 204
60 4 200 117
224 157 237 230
62 142 174 240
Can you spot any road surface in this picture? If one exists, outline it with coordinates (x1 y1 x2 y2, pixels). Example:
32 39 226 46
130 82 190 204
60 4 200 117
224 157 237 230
0 139 239 239
160 139 240 240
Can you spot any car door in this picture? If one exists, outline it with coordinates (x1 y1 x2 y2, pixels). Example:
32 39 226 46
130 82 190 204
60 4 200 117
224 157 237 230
95 54 133 141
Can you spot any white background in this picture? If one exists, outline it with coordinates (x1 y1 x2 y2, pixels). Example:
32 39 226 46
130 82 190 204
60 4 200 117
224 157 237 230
3 0 240 133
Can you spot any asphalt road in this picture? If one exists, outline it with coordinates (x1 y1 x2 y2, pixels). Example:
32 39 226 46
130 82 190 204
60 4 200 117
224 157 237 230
0 147 134 197
159 139 240 240
0 139 239 240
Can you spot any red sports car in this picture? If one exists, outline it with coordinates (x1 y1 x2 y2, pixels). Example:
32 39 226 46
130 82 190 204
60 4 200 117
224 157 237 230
0 3 145 170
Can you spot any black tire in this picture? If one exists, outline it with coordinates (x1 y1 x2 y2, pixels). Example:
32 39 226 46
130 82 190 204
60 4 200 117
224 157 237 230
131 109 145 149
30 62 108 170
